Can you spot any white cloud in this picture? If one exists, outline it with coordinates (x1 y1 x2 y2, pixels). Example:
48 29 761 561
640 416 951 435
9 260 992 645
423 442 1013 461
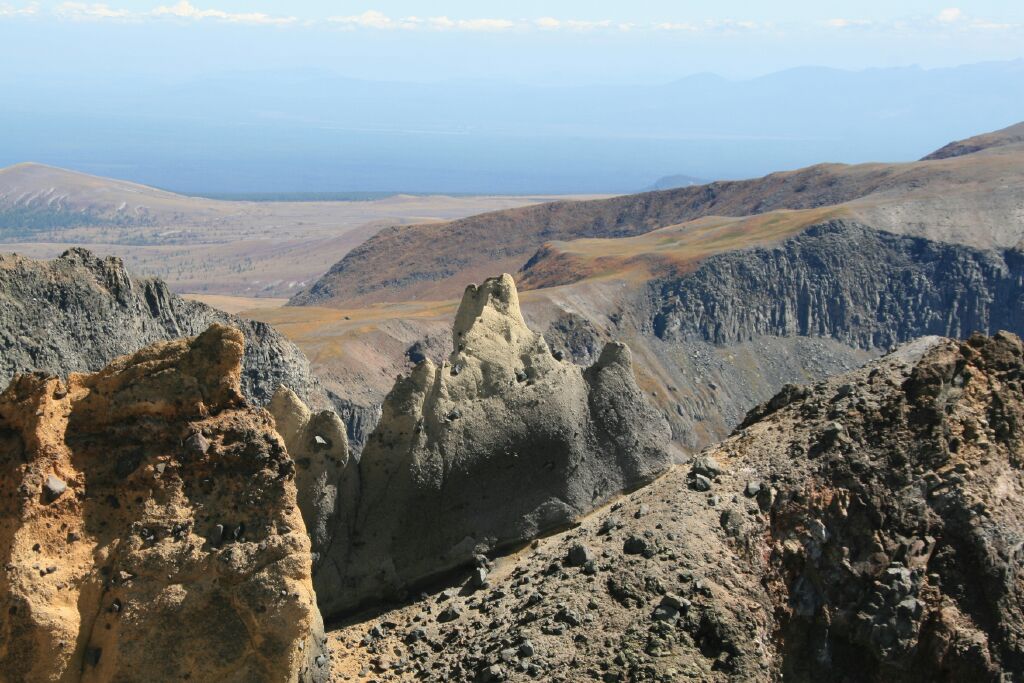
55 0 294 24
330 11 517 32
151 1 295 25
0 2 37 16
433 16 516 31
329 9 395 29
654 21 697 31
33 5 1024 34
825 18 872 29
536 16 618 31
55 2 131 20
969 19 1015 30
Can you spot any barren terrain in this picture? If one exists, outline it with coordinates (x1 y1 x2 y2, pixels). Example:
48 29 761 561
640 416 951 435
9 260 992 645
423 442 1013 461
0 163 599 297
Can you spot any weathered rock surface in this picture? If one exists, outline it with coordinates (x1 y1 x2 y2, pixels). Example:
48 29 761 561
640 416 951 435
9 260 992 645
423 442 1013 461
268 386 354 575
0 324 330 682
315 275 673 618
327 332 1024 681
649 221 1024 349
0 248 328 410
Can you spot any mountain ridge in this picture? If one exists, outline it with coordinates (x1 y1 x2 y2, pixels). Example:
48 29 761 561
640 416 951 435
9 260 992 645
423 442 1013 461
292 121 1024 307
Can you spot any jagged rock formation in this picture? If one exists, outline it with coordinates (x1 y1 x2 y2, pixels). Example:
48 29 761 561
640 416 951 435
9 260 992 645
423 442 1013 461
326 332 1024 682
0 324 330 682
649 221 1024 349
268 386 355 574
0 248 328 410
315 275 673 618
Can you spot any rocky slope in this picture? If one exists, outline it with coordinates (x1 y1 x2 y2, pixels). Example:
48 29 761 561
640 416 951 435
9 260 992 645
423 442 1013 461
312 275 674 619
327 331 1024 682
923 120 1024 160
267 218 1024 455
0 324 330 682
291 121 1024 307
648 221 1024 348
0 248 329 411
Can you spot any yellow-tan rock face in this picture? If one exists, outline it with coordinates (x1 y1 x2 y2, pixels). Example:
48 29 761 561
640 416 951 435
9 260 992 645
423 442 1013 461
0 324 330 683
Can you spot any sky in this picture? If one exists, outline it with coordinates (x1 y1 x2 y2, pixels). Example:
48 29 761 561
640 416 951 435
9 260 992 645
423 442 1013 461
0 2 1022 193
1 1 1023 84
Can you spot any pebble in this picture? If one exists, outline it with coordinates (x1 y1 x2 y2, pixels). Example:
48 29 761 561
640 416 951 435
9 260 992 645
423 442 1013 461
438 605 462 622
690 474 712 492
43 475 67 502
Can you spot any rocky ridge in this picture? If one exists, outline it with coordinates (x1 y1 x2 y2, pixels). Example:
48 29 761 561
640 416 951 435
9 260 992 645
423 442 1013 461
647 221 1024 349
327 332 1024 682
0 324 330 682
313 275 674 618
0 248 329 411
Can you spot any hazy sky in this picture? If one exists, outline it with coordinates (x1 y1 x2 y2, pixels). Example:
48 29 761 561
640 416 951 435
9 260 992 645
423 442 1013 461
1 1 1022 83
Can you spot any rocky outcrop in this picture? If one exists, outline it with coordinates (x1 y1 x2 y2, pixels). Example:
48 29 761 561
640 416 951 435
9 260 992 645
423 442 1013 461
268 386 355 577
732 331 1024 680
314 275 673 618
0 249 328 410
649 222 1024 349
0 325 330 682
326 332 1024 681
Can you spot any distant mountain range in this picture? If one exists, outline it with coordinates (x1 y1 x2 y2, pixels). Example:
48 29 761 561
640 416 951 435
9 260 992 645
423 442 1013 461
2 60 1022 193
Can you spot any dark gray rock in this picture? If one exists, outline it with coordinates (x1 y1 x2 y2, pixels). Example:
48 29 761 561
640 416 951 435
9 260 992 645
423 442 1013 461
313 275 672 619
566 543 595 567
650 222 1024 351
0 249 329 410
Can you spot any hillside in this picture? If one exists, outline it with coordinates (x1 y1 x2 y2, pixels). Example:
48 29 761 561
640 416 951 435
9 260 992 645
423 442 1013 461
327 332 1024 681
0 163 589 296
291 121 1024 307
0 162 226 235
0 248 329 411
922 120 1024 160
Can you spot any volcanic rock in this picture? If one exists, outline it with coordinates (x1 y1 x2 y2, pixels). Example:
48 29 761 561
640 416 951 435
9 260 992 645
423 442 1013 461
0 324 329 682
314 274 672 617
326 332 1024 681
0 248 329 410
268 386 353 572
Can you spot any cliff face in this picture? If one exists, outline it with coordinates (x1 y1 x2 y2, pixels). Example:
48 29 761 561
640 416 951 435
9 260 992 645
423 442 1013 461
326 332 1024 682
649 222 1024 349
601 221 1024 448
0 325 330 682
313 275 674 618
0 249 328 410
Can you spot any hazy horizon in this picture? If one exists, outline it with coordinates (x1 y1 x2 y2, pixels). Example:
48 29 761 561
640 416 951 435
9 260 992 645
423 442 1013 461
2 1 1022 193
